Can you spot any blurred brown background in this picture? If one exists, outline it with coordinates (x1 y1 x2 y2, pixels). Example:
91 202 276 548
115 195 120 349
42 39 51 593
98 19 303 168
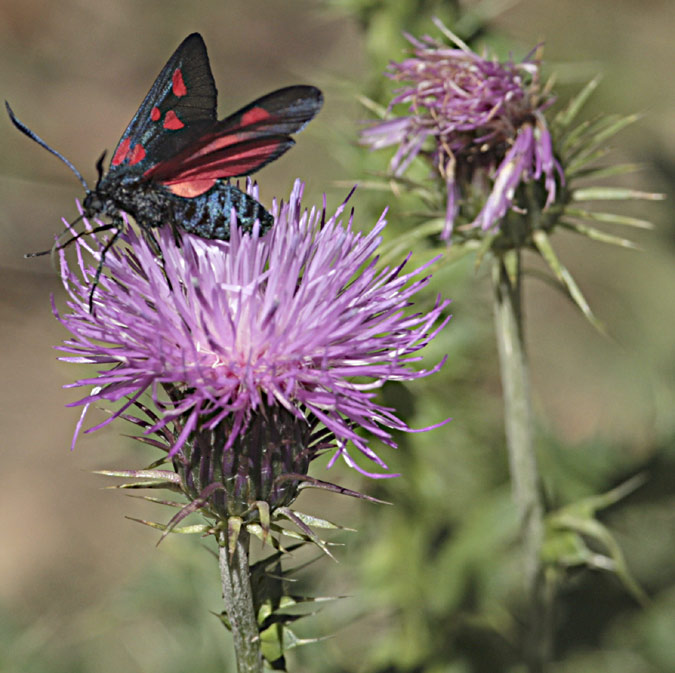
1 1 673 672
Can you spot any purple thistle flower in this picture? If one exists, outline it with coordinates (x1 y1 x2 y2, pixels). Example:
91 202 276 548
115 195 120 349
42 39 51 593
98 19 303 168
362 20 563 240
55 180 450 482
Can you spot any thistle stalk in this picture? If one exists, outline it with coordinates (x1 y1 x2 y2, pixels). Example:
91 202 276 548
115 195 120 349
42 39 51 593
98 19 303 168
492 252 552 672
219 530 264 673
54 180 450 668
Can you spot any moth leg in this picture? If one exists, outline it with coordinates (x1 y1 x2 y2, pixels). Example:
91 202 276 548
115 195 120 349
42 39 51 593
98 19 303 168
88 226 122 313
25 213 93 259
171 222 184 249
141 226 163 257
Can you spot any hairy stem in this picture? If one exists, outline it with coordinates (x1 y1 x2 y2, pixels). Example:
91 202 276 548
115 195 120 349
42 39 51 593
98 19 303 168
219 530 264 673
492 252 552 672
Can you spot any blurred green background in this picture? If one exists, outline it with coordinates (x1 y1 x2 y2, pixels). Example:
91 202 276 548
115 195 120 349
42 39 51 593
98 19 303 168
1 1 673 672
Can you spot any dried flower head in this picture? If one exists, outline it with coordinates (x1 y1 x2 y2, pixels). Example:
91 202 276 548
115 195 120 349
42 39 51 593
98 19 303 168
362 19 562 239
56 181 449 484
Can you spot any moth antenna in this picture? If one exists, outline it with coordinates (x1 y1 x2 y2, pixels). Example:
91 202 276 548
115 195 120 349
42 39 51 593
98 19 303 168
5 101 90 193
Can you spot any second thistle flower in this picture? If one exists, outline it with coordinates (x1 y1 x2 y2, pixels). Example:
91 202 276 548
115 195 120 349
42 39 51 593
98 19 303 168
362 20 562 240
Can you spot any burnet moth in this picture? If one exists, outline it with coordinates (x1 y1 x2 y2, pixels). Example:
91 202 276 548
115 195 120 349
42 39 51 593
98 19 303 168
7 33 323 306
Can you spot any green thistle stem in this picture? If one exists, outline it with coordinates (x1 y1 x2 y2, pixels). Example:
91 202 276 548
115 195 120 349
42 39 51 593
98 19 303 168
218 529 263 673
492 252 553 672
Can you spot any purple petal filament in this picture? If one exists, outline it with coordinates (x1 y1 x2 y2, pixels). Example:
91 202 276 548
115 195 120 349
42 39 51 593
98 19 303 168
55 181 450 478
362 23 562 238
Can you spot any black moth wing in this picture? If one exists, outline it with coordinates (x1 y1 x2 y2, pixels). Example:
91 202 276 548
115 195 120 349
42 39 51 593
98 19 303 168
108 33 218 173
145 85 324 184
218 85 324 138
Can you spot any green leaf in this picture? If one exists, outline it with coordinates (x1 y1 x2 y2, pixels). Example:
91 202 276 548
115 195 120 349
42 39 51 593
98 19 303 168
125 516 211 535
333 179 394 193
562 115 619 155
571 162 646 180
260 622 330 667
290 473 391 504
572 187 665 202
473 230 498 270
345 169 439 199
566 147 611 175
246 524 288 553
279 595 340 607
277 508 337 561
564 208 655 229
559 220 639 249
259 622 286 668
287 510 355 532
356 93 388 118
562 472 647 514
544 474 649 606
377 218 445 266
93 468 181 483
101 480 181 490
503 249 519 287
227 516 243 558
256 520 330 548
255 501 271 544
123 494 185 508
560 118 593 154
547 515 648 606
532 229 605 333
554 76 601 129
566 114 640 170
588 112 641 146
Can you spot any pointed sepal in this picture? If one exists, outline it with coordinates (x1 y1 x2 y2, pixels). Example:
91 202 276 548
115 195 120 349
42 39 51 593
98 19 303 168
532 229 606 334
228 516 244 559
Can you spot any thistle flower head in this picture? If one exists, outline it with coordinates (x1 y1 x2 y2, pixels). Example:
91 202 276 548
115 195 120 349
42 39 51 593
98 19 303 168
362 20 562 239
56 181 449 494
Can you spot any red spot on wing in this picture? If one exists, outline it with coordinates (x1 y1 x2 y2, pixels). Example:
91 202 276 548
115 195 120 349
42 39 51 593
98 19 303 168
150 106 161 122
166 179 216 197
163 110 185 130
172 68 187 97
128 143 146 165
240 106 272 126
112 137 132 166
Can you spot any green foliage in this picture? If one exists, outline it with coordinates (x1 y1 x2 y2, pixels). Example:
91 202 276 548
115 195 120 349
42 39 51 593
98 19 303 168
295 5 675 673
6 5 673 673
0 543 234 673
